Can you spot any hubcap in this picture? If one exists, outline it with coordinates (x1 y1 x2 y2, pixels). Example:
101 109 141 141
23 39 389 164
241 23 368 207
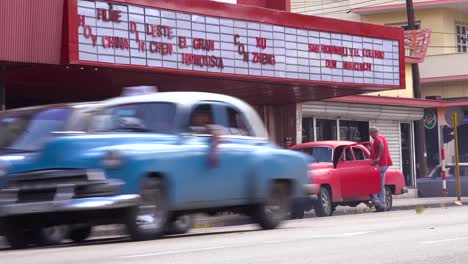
42 226 67 241
321 190 331 214
174 215 191 228
136 181 165 230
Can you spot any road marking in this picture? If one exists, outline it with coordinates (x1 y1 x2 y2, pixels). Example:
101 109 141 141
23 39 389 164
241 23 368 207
421 236 468 245
310 231 375 238
119 232 374 259
120 246 227 259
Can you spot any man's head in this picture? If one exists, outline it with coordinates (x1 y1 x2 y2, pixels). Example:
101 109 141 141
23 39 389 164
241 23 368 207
369 126 379 140
192 110 212 127
284 137 293 147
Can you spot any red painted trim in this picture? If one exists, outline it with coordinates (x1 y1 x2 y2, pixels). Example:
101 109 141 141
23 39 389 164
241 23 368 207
353 0 468 14
67 0 79 63
421 74 468 84
441 100 468 107
405 57 424 64
108 0 403 40
74 61 399 90
399 36 406 88
329 95 442 108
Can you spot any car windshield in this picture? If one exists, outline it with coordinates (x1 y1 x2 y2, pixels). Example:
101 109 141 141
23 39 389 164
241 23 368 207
91 102 176 133
0 108 72 152
296 146 333 163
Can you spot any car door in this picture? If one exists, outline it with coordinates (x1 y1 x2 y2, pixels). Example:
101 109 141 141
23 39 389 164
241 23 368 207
213 104 265 204
177 101 254 208
336 145 379 199
351 146 380 195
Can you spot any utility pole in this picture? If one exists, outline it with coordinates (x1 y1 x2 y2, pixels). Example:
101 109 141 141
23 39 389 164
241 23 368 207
406 0 428 179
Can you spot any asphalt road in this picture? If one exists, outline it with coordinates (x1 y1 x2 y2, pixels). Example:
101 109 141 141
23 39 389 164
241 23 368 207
2 206 468 264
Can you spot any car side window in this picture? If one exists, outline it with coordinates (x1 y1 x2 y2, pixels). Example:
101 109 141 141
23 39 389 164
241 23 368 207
225 107 252 137
188 104 215 134
343 148 354 161
353 147 369 160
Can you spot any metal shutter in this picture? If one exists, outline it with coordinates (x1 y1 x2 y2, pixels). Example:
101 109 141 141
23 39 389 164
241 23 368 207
370 120 401 171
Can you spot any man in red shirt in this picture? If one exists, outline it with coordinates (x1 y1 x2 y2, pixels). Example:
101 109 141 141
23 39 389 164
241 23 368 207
370 127 393 211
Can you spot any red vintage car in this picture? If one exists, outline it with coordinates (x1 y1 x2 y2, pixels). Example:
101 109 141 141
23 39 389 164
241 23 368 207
290 141 407 218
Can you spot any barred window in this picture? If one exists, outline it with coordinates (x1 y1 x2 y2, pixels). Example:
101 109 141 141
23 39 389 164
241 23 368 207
456 23 467 53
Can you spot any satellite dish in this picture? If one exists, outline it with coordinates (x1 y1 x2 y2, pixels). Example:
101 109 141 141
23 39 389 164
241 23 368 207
445 107 464 127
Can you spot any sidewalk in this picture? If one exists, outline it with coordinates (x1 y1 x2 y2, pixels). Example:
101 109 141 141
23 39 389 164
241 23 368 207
1 197 466 248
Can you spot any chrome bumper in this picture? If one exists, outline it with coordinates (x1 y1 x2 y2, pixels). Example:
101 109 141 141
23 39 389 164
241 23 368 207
0 194 140 217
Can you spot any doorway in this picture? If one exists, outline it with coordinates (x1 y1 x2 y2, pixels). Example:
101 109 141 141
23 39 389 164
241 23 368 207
401 123 414 186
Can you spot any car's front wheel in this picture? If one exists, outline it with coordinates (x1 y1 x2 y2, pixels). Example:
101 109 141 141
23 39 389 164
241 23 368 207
253 182 290 229
126 177 169 241
2 220 34 249
314 186 333 217
166 215 193 235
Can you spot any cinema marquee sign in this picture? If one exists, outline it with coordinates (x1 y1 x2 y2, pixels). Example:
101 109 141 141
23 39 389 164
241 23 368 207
77 0 402 86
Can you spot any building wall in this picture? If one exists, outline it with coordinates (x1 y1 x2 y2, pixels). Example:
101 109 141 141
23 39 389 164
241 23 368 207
423 81 468 99
362 9 468 56
366 63 414 98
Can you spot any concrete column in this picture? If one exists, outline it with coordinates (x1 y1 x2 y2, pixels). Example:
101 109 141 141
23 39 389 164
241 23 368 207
296 103 302 144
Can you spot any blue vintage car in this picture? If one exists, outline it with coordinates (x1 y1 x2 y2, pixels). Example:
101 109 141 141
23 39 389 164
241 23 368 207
0 91 310 248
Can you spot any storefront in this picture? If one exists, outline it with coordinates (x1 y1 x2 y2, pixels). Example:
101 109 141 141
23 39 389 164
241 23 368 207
298 95 453 187
0 0 405 144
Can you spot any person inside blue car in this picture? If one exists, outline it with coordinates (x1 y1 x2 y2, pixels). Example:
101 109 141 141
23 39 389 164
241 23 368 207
189 105 222 167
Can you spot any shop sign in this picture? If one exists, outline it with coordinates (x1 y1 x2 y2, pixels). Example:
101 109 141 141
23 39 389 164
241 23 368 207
77 0 401 87
424 111 437 129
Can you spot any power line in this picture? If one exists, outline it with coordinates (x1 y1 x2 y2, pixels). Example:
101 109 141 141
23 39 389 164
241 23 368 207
291 0 352 11
295 0 384 13
297 0 401 15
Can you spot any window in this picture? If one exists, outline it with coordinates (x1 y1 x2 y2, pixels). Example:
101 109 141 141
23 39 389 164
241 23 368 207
226 107 252 136
295 146 332 163
302 118 314 143
92 103 176 133
343 148 354 161
339 120 369 142
0 108 72 151
316 119 337 140
188 104 215 134
353 147 369 160
456 23 467 53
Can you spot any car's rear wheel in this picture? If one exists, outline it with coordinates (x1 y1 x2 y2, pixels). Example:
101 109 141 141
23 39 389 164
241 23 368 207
126 177 169 241
69 225 92 243
253 182 290 229
376 186 393 212
33 225 68 246
166 215 193 235
314 186 333 217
